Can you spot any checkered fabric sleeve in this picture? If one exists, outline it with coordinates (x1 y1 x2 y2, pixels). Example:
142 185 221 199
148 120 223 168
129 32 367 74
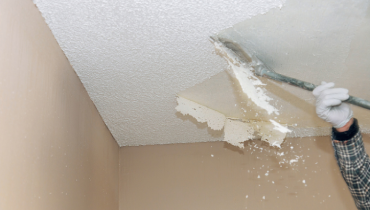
332 119 370 210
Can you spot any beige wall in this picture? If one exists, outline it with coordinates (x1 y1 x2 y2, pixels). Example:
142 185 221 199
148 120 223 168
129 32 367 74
119 135 365 210
0 0 119 210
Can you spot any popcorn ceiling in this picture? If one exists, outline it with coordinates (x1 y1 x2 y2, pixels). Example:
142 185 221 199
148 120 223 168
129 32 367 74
32 0 286 146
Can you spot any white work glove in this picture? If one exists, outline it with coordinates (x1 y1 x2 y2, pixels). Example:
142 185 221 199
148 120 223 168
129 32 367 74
312 81 353 128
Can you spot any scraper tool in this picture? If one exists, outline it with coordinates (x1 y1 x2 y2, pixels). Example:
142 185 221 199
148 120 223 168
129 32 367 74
211 36 370 110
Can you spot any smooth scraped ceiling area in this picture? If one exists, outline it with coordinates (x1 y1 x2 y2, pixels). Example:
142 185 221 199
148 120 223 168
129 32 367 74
33 0 370 147
33 0 285 146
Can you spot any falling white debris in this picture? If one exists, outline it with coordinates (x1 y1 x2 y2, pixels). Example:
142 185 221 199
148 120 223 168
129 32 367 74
289 159 298 164
269 120 292 133
262 196 265 200
302 180 306 184
213 41 279 115
211 154 214 157
176 96 226 130
288 155 303 165
246 195 248 198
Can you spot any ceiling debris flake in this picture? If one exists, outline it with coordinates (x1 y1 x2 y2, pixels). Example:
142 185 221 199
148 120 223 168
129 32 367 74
175 96 226 130
254 121 288 148
224 119 254 148
176 97 289 148
223 119 290 148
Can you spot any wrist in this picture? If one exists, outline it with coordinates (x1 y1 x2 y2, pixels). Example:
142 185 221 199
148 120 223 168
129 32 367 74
332 118 358 141
336 118 354 132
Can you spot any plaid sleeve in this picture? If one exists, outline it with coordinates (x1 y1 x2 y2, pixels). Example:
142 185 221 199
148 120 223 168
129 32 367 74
332 119 370 210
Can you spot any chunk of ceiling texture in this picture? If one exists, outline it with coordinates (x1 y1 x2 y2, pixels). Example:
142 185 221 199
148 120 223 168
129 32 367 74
176 97 291 148
223 119 290 148
179 0 370 147
224 119 254 148
175 97 226 131
32 0 286 146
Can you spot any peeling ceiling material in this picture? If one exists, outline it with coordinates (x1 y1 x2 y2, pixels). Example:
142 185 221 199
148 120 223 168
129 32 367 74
223 119 290 148
179 0 370 143
175 97 225 131
213 40 279 115
176 96 290 148
179 70 333 139
33 0 286 146
224 119 254 148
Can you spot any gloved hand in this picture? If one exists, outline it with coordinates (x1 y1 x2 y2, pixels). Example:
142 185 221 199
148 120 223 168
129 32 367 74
312 81 353 128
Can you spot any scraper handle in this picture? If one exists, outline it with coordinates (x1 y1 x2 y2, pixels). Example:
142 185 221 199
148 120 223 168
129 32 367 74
261 70 370 110
346 96 370 110
261 69 317 91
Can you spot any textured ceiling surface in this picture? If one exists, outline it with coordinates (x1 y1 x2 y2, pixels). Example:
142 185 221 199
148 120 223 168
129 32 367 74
33 0 285 146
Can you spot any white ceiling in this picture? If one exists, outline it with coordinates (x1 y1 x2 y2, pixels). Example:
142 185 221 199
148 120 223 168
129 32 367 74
33 0 285 146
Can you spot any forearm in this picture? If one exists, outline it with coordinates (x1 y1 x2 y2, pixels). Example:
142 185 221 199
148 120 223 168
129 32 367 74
331 119 370 209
